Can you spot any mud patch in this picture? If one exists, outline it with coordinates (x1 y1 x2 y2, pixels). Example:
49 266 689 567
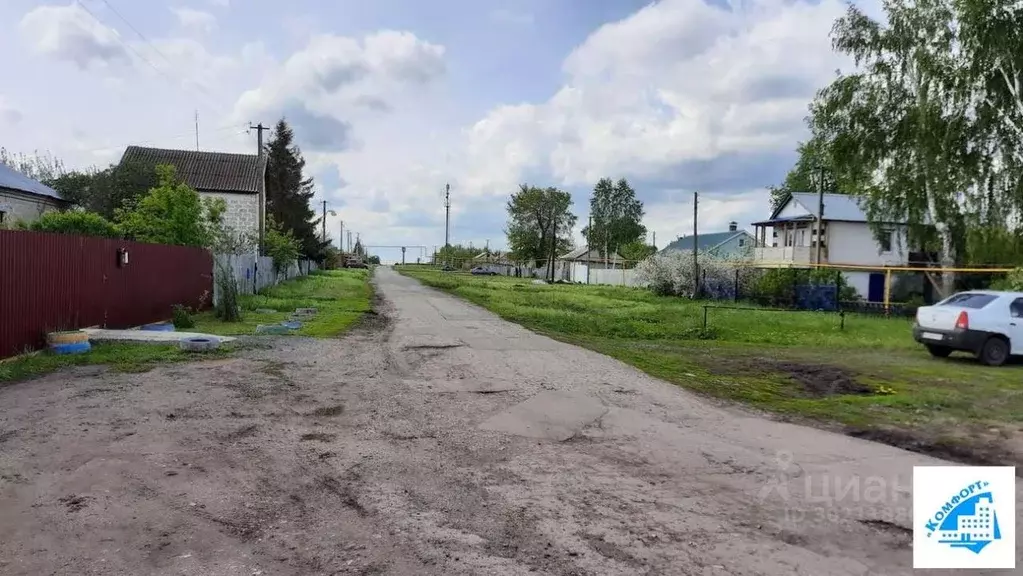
859 519 911 549
223 423 258 441
708 357 872 397
309 404 344 417
300 432 337 442
847 427 1020 473
58 494 91 513
580 533 641 566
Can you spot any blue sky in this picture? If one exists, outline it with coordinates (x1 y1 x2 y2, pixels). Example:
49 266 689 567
0 0 857 262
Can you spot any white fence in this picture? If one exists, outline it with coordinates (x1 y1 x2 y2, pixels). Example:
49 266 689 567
213 253 319 304
476 260 646 288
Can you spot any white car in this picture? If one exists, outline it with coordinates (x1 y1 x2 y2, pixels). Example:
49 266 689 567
913 290 1023 366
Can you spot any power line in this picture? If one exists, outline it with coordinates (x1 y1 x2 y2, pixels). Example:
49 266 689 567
76 0 230 113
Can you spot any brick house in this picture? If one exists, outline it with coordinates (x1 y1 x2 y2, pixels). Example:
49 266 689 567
120 146 265 247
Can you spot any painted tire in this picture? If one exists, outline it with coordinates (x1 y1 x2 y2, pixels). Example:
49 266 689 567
294 308 318 316
256 324 292 335
178 337 220 352
141 323 175 332
280 321 303 330
50 341 91 355
46 330 89 345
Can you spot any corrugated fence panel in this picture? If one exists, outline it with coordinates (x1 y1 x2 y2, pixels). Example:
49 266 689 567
0 230 213 359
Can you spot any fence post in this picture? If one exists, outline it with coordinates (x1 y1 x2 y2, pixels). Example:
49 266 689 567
733 269 739 302
791 268 798 308
835 270 842 312
703 305 709 329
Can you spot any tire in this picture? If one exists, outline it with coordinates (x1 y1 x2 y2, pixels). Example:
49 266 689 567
50 341 91 355
178 336 221 352
926 345 952 358
978 337 1010 366
46 330 89 345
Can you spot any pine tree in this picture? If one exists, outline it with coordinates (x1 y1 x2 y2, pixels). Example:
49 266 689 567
264 119 328 260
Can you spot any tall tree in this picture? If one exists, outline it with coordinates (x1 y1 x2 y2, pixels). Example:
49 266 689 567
48 160 159 219
115 165 225 247
809 0 973 294
505 184 576 265
583 178 645 256
769 136 838 211
264 119 327 260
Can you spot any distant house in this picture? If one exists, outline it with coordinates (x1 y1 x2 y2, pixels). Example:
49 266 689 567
0 163 67 227
120 146 265 244
660 221 755 259
554 246 626 283
751 192 921 302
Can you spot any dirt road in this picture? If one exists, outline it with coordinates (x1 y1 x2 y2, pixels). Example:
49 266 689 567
0 266 1016 575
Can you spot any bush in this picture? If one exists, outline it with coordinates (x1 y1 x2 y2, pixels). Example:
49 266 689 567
172 304 196 329
990 267 1023 291
635 251 759 297
29 210 121 238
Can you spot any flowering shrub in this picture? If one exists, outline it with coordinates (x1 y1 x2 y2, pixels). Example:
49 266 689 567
635 251 760 297
990 267 1023 291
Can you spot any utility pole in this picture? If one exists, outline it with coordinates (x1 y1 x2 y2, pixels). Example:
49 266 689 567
693 191 699 299
195 110 200 151
347 231 352 253
339 221 344 252
401 246 406 265
652 231 656 250
549 211 558 283
444 183 451 248
321 200 328 243
249 122 270 255
815 165 826 268
586 214 592 284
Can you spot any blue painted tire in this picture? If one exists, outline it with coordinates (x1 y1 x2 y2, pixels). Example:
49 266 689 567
50 341 91 355
141 323 175 332
280 321 302 330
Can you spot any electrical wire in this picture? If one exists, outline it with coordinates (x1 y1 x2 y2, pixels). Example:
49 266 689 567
75 0 231 114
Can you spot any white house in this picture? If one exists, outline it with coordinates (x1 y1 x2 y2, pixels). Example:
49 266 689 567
751 192 917 302
120 146 265 247
0 163 67 227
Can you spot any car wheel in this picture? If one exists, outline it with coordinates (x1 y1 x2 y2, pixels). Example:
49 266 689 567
926 345 952 358
978 337 1010 366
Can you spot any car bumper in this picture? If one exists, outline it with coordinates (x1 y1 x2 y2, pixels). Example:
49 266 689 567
912 325 992 353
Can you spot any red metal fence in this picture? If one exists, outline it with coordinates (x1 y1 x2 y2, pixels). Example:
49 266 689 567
0 230 213 358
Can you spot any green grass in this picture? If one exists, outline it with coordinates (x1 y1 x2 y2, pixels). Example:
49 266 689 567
0 342 231 384
398 267 1023 464
194 268 372 338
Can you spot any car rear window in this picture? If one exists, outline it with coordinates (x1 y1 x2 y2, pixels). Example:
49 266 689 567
939 293 998 309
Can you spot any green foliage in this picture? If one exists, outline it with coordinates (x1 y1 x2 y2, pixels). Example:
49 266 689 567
753 268 859 304
366 255 381 265
172 304 196 330
48 160 160 219
115 165 221 247
990 268 1023 291
619 241 656 264
28 210 121 238
435 243 482 267
583 178 646 256
505 184 577 266
0 342 229 384
264 215 301 277
769 137 838 211
265 119 329 260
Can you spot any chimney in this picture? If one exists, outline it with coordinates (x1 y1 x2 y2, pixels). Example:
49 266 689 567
729 221 738 232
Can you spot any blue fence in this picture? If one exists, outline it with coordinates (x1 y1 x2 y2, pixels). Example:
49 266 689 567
795 284 839 311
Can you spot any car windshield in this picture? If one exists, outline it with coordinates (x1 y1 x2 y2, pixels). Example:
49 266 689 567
938 293 998 309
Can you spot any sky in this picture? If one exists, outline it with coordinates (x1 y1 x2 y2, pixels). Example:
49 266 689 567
0 0 868 263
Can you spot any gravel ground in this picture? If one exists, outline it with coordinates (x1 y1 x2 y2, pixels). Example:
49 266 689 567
0 266 1018 575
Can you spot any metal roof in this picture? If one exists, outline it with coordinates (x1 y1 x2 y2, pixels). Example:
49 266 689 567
120 146 264 194
661 230 752 252
0 163 63 201
788 192 870 221
559 246 623 262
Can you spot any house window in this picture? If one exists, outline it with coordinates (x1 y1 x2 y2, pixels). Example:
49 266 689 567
738 238 745 247
0 210 5 226
879 229 893 252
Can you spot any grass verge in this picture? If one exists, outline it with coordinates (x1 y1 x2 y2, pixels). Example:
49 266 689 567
0 342 231 385
397 267 1023 468
194 268 372 338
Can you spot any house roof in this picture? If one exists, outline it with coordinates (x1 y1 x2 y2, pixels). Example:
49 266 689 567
0 163 63 201
120 146 264 194
559 246 623 261
661 230 752 253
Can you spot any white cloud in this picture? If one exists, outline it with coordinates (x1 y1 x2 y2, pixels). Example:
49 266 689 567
464 0 849 197
19 2 129 69
172 7 217 34
209 0 229 7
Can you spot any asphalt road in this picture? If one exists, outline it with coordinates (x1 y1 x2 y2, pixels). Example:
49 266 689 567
0 266 1018 575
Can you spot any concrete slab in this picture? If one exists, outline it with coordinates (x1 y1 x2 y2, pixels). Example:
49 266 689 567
479 390 607 441
82 329 236 344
